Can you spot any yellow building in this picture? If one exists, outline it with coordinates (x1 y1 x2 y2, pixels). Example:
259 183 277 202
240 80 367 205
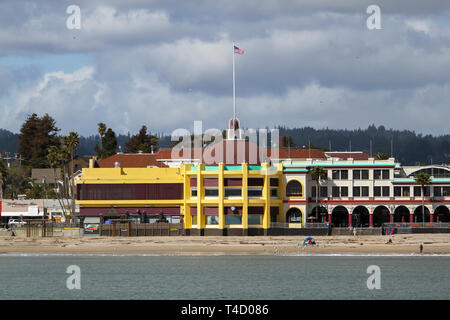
76 162 286 236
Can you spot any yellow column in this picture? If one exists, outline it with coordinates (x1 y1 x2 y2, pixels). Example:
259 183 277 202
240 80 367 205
196 163 205 230
242 163 248 229
277 162 283 222
218 163 225 230
262 163 271 229
182 164 192 229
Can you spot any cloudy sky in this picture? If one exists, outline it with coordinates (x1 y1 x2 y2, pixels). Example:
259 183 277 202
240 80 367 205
0 0 449 136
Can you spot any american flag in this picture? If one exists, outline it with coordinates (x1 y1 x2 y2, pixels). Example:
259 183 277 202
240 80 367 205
234 45 244 55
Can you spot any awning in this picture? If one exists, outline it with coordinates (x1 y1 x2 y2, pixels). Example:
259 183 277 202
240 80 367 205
84 217 100 224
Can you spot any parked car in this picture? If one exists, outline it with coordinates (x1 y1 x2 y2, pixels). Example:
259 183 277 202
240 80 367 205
8 219 26 227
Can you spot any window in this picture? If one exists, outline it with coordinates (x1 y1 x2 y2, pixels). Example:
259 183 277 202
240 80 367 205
374 186 381 197
434 187 442 197
332 186 340 197
361 186 369 197
191 216 197 225
382 186 390 197
332 170 348 180
374 170 381 180
414 186 421 197
402 186 410 197
382 170 390 180
312 186 327 198
205 188 219 197
225 188 242 197
206 216 219 225
332 170 340 179
271 188 278 197
191 188 197 197
286 180 303 197
225 215 242 225
353 186 360 197
248 215 261 225
248 189 262 197
443 187 450 196
361 170 369 179
395 186 411 197
340 187 348 197
353 170 361 180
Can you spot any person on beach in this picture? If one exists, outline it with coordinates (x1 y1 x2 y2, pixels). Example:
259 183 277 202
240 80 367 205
420 244 423 254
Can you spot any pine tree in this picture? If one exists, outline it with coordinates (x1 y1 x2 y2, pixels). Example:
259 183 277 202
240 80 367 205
18 113 60 168
125 125 159 153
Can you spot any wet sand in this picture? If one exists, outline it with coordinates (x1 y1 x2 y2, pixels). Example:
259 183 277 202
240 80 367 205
1 234 450 255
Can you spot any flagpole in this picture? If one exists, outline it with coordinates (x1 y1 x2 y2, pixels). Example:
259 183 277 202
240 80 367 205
232 41 236 129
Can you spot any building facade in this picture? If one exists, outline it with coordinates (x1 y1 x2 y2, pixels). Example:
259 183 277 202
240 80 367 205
76 149 450 235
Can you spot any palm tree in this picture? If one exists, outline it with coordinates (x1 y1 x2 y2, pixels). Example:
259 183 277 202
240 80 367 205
414 172 431 223
97 122 106 138
310 166 327 222
47 145 69 220
62 132 80 222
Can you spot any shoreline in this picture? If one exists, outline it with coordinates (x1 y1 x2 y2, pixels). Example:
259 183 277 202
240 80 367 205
1 234 450 255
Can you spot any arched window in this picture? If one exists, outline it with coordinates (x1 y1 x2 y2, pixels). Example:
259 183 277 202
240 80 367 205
286 208 303 223
286 180 303 197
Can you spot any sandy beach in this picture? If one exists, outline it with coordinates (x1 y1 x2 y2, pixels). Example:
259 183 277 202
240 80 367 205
1 234 450 255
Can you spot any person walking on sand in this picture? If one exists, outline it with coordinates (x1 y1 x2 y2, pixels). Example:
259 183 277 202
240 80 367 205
419 243 423 254
353 227 357 236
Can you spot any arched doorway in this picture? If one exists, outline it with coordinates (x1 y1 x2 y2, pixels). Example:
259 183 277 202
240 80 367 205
331 206 348 227
352 206 369 227
413 206 430 223
434 206 450 223
309 206 328 223
286 207 303 224
373 206 390 227
394 206 410 223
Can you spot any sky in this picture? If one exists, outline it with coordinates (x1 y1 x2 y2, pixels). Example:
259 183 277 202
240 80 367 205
0 0 449 136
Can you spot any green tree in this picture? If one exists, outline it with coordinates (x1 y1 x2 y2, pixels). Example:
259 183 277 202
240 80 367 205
61 132 80 219
18 113 60 167
376 152 390 160
310 166 328 222
414 172 431 223
125 125 159 153
0 159 8 196
95 124 117 159
47 145 70 220
3 167 31 199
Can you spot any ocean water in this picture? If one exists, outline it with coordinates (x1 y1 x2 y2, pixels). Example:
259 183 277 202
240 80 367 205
0 253 449 300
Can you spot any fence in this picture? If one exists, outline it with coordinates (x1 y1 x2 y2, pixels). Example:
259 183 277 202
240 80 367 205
383 222 450 228
100 222 184 236
25 220 54 237
269 222 329 229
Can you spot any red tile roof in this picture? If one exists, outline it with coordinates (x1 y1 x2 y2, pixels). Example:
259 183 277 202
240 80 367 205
97 142 327 167
97 153 168 168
